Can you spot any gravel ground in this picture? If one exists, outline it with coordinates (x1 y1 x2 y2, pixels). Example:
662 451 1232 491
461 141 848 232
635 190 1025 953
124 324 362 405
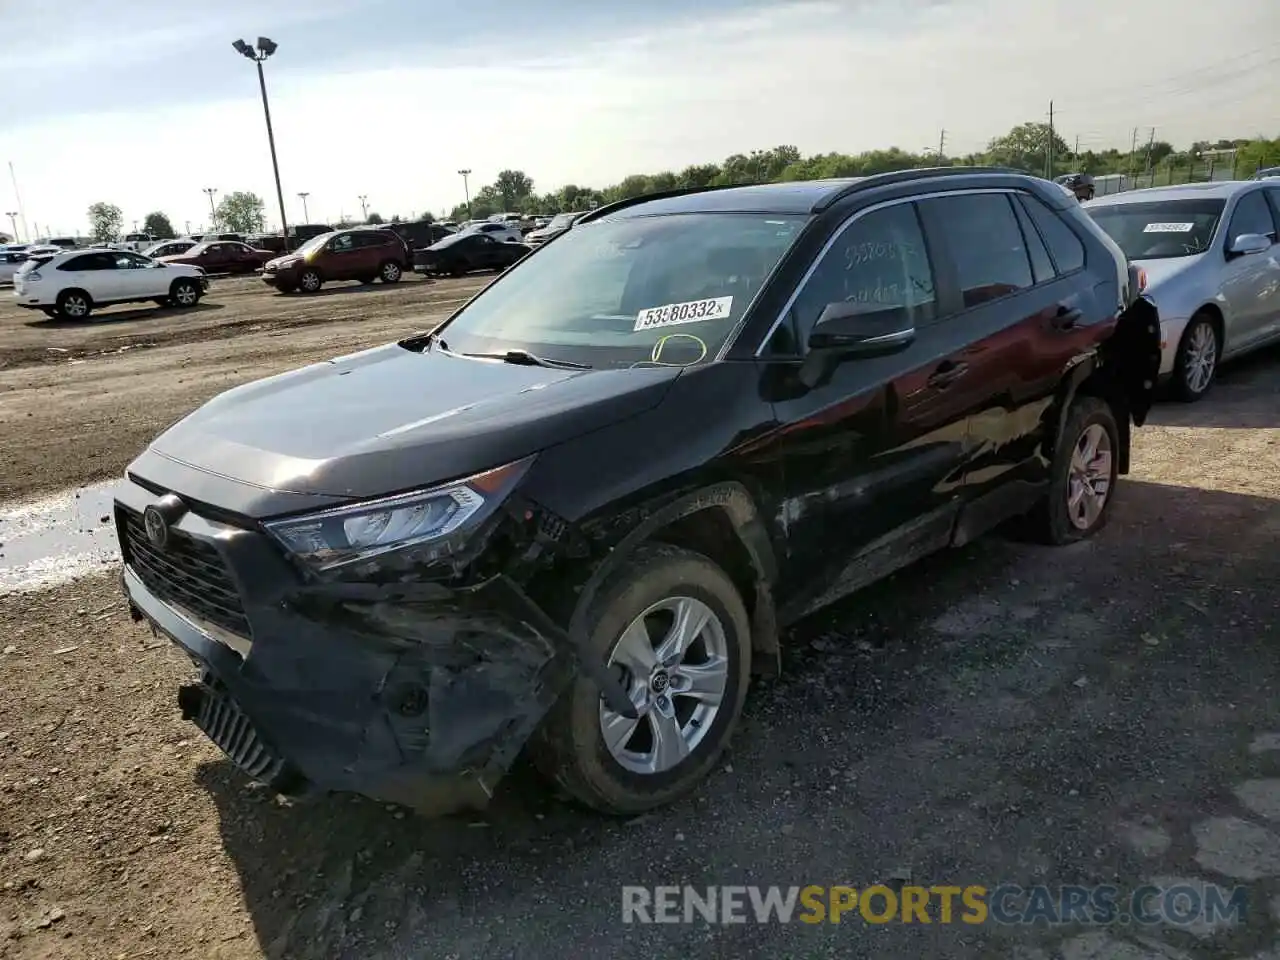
1 277 1279 959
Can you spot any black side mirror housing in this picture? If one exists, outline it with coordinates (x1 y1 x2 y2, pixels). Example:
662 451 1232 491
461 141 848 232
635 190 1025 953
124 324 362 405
798 302 916 388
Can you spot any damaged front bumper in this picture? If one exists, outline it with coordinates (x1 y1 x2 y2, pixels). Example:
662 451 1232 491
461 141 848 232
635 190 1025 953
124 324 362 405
115 479 578 816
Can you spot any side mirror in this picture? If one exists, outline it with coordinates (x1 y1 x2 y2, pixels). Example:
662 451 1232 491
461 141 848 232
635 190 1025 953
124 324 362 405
1228 233 1271 257
799 302 916 388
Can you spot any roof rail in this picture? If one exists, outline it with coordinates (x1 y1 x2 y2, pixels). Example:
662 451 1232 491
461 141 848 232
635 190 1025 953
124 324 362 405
575 183 752 225
814 165 1033 210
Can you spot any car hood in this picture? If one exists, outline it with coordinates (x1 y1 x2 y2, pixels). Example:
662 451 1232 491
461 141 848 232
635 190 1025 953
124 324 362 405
264 253 305 269
1130 254 1204 291
147 342 682 501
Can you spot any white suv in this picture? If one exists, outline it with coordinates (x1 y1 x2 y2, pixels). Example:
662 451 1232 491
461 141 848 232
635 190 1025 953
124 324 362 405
13 248 208 319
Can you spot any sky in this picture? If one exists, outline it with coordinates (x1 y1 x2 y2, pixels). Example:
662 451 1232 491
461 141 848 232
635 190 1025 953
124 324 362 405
0 0 1275 239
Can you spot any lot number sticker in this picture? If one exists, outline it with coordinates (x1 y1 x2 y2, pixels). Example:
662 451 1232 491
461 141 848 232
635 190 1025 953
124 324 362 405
1143 222 1195 233
634 296 733 332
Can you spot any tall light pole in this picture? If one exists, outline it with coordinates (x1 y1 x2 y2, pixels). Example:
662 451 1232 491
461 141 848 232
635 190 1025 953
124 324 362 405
358 194 368 221
4 212 17 242
457 169 472 219
297 192 310 222
232 37 290 248
203 188 218 229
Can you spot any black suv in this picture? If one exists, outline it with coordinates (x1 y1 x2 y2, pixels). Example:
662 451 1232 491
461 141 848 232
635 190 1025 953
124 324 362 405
113 169 1160 818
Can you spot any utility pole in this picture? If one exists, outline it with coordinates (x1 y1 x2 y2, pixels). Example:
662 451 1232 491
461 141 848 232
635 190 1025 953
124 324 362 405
937 129 946 164
203 187 218 228
1142 127 1156 176
1073 135 1080 162
358 195 368 220
1045 101 1055 178
297 192 310 223
8 162 28 242
1127 127 1139 181
4 212 17 242
458 170 472 220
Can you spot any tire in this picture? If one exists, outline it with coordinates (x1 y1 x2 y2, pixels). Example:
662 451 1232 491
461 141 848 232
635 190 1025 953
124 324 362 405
1172 312 1218 403
298 269 322 293
529 543 752 816
450 262 467 278
55 289 92 320
1027 396 1120 545
169 279 201 309
379 260 403 283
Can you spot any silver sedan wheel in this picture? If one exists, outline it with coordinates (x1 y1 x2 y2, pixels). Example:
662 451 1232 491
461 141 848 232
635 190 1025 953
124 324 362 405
1067 423 1112 530
1184 322 1217 395
598 596 729 775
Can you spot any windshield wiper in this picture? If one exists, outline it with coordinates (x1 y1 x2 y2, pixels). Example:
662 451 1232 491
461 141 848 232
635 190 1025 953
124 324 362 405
464 349 591 370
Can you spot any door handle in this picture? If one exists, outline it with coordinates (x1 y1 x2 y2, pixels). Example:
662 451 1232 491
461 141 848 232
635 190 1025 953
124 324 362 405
927 360 969 388
1052 306 1083 330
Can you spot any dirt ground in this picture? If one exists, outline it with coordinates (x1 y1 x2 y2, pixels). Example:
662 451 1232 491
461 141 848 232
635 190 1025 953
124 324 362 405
1 275 1280 959
0 274 489 502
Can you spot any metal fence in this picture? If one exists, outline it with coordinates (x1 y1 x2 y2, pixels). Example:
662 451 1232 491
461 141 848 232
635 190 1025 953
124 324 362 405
1092 154 1263 196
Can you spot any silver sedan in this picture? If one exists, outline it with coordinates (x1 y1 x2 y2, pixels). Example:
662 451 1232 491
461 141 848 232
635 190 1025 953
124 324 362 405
1084 181 1280 401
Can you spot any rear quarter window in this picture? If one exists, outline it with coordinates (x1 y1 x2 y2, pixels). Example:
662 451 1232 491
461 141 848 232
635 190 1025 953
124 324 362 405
1019 195 1086 274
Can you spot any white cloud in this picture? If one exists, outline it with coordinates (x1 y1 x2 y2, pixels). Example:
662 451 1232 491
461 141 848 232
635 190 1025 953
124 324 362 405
2 0 1275 236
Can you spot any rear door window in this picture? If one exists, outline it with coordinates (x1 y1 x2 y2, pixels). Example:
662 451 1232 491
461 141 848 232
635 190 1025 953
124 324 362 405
919 193 1033 309
1019 195 1086 274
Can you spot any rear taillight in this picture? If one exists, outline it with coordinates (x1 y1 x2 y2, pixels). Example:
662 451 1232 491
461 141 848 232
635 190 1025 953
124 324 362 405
25 271 41 281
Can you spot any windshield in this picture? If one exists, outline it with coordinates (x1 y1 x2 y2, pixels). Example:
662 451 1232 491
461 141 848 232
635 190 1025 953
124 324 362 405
1086 199 1225 260
548 213 579 229
434 212 807 368
293 233 334 256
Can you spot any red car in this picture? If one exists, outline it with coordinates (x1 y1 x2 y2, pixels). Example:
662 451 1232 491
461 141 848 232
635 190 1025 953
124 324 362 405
157 240 274 275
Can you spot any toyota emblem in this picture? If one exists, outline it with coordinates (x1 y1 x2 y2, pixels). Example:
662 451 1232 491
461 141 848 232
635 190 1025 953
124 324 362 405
143 505 169 549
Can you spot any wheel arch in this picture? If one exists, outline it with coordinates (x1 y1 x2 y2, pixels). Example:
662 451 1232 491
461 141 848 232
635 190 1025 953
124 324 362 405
559 482 782 678
1187 302 1225 355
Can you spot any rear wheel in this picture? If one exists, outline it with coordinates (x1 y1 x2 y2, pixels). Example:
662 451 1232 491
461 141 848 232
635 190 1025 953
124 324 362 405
379 260 403 283
529 544 751 815
1027 397 1119 545
298 269 322 293
55 290 92 320
1172 313 1218 402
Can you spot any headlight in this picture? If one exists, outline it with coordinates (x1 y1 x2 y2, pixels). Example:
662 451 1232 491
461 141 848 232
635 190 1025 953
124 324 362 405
264 456 534 572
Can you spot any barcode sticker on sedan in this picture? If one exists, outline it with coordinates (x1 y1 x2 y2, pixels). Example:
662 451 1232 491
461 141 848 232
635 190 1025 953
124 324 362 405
634 296 733 331
1143 222 1195 233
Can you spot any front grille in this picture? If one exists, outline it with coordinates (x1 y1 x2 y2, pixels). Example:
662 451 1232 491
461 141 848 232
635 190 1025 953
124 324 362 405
179 682 293 786
118 506 252 639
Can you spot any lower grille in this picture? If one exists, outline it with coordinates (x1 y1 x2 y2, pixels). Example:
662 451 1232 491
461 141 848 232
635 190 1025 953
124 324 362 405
118 506 251 639
179 682 292 787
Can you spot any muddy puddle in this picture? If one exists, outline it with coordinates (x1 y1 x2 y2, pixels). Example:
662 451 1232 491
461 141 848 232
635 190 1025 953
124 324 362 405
0 480 122 592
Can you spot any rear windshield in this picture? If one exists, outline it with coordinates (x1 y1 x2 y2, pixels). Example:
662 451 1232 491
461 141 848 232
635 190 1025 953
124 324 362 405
1086 199 1225 260
433 212 808 368
17 255 54 273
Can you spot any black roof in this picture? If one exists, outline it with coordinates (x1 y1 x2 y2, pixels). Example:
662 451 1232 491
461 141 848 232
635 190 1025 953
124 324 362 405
580 167 1044 223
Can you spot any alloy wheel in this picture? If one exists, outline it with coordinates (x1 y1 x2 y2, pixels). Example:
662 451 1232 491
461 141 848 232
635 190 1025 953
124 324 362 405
598 596 729 775
62 295 87 318
175 284 197 306
1066 423 1112 531
301 272 321 292
1184 322 1217 395
381 262 401 281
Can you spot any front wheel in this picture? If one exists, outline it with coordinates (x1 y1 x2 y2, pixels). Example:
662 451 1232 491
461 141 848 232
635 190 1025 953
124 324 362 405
529 544 751 815
169 279 201 308
55 290 92 320
379 260 402 283
1172 313 1218 402
298 269 322 293
1027 397 1119 545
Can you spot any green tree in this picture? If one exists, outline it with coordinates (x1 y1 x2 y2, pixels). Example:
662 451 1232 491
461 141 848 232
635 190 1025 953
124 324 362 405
87 202 123 243
366 212 384 224
494 170 534 211
984 122 1070 174
417 211 435 223
215 191 266 234
143 211 175 239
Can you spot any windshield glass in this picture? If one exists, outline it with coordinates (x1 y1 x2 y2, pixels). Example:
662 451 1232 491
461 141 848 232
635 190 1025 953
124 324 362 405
548 213 579 228
434 212 807 368
1086 199 1225 260
294 233 334 256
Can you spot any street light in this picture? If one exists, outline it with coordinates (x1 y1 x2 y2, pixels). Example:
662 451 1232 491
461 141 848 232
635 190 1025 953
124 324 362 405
232 36 290 248
457 169 472 219
297 192 310 223
4 212 17 242
358 194 368 221
203 188 218 229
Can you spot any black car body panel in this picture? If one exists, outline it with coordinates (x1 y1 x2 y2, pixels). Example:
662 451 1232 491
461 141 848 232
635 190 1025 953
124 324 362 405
115 168 1160 815
413 234 531 276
